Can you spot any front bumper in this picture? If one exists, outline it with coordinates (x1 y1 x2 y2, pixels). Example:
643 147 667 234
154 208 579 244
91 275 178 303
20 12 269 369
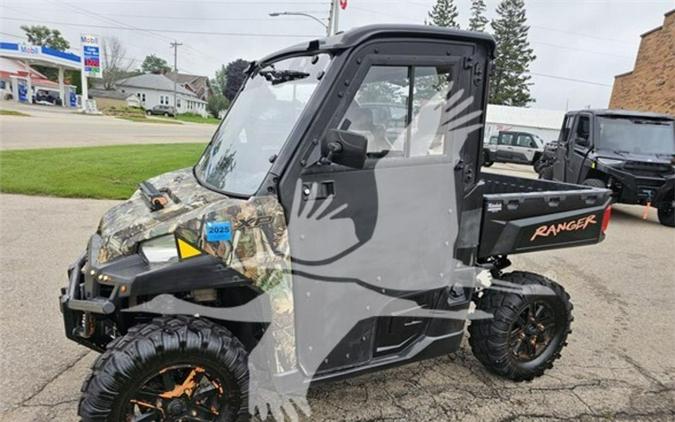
603 166 675 206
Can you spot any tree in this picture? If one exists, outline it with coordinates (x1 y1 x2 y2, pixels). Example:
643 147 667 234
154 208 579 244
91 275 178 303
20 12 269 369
101 37 134 90
141 54 171 74
427 0 459 28
211 65 227 97
468 0 489 32
223 59 249 101
489 0 536 106
207 94 229 118
21 25 70 50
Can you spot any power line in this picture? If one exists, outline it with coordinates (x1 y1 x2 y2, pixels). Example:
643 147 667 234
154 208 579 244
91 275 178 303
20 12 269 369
530 25 632 44
531 72 612 87
0 16 320 38
532 40 632 60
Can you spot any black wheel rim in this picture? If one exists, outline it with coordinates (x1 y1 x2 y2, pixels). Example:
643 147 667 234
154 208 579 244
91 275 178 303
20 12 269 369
123 364 228 422
508 301 558 362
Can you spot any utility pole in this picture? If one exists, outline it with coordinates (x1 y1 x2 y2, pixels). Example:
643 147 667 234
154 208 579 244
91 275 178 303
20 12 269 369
170 40 182 113
327 0 341 36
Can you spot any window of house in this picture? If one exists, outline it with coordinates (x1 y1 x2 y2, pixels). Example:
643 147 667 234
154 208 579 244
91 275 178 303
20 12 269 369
141 93 146 102
339 63 457 159
177 98 181 108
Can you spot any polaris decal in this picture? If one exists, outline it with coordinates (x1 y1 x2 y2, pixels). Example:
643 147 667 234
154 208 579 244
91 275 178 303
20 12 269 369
530 214 597 241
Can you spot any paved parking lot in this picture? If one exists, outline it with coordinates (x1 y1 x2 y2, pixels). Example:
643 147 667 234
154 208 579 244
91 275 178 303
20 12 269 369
0 164 674 421
0 102 213 150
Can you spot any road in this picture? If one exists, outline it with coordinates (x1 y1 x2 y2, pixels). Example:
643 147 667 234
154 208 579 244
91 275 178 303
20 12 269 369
0 165 674 421
0 102 213 150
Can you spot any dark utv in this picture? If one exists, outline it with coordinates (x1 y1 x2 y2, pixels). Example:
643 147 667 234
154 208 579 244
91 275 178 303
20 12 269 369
538 109 675 226
60 25 612 421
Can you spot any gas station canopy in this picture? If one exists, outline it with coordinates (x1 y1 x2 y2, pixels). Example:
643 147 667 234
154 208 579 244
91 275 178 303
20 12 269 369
0 41 81 107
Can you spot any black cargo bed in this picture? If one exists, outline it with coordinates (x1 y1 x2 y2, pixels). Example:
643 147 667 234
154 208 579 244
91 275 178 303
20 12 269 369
478 173 611 257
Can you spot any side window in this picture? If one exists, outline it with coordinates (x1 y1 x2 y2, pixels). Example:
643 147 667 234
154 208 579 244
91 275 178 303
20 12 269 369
516 134 535 148
341 66 408 157
576 115 590 142
498 133 513 145
559 116 574 142
339 63 456 159
409 65 453 157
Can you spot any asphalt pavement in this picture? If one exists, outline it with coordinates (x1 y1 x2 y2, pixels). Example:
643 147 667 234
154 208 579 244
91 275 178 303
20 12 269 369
0 102 213 150
0 165 674 421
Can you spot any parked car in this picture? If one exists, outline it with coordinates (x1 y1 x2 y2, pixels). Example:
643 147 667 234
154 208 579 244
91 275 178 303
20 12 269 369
483 131 545 166
146 105 176 117
537 109 675 227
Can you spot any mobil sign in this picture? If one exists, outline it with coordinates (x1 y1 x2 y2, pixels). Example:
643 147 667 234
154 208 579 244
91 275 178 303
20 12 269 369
81 34 102 78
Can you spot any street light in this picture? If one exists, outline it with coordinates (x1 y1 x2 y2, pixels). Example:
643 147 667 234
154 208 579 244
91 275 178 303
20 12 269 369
269 11 330 36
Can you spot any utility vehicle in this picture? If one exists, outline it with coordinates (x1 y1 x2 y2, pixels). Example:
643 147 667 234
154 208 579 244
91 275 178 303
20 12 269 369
482 130 545 167
537 109 675 227
60 25 613 421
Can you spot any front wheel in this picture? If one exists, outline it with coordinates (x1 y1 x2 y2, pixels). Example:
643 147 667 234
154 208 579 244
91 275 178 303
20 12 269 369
658 206 674 227
79 316 249 421
469 271 573 381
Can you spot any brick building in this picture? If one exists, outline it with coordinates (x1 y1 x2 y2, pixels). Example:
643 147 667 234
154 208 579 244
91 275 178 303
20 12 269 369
609 9 674 116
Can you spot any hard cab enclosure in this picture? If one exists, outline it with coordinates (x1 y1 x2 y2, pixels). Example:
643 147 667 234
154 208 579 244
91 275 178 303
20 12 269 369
60 25 611 388
547 109 675 222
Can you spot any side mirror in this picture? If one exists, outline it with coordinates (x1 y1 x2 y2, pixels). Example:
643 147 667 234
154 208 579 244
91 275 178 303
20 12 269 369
575 137 590 147
321 129 368 169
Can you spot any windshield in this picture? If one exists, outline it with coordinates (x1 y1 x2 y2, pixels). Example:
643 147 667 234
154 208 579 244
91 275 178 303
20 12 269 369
596 117 675 156
195 54 331 195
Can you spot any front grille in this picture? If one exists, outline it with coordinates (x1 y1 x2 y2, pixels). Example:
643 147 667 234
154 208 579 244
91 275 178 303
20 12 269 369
623 161 672 174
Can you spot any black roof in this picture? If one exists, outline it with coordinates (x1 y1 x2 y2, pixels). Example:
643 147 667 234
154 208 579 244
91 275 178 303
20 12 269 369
567 109 673 121
259 24 496 66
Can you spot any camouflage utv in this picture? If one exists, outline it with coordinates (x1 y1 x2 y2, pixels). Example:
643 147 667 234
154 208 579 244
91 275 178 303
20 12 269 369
60 25 612 421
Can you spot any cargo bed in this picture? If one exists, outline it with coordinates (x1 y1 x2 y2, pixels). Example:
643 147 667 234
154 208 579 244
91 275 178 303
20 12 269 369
478 173 612 257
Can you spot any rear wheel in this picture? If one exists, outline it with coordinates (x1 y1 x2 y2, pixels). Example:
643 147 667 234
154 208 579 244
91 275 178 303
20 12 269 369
146 110 152 115
164 112 170 117
469 271 573 381
79 315 248 421
583 178 606 189
658 206 674 227
483 150 494 167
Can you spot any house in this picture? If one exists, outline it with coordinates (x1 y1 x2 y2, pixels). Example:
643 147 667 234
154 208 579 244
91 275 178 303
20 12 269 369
609 9 674 115
88 88 133 110
165 71 213 102
114 73 208 117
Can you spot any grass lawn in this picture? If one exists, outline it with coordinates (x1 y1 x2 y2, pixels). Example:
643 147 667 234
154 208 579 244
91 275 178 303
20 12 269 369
174 114 220 125
0 109 30 117
0 144 205 200
117 116 183 124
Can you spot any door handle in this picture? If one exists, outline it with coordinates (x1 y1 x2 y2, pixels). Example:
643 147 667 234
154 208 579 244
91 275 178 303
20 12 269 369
302 181 335 200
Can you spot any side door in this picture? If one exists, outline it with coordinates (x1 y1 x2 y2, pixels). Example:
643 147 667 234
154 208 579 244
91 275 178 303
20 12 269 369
496 132 515 162
513 133 537 163
567 113 592 184
553 115 574 181
279 40 487 375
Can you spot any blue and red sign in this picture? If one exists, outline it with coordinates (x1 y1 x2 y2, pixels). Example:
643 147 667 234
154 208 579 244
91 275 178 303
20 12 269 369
81 34 102 78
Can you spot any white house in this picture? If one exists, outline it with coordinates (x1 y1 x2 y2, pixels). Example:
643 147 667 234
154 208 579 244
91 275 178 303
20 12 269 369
485 104 566 143
115 74 208 117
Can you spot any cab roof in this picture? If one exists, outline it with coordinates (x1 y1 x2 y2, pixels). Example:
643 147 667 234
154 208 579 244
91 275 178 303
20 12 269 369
258 24 496 67
567 109 673 121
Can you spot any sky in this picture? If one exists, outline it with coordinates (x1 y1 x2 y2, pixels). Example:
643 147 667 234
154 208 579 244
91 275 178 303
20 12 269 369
0 0 672 110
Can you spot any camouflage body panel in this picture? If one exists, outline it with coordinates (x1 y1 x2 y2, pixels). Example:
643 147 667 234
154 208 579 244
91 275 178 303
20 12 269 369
96 168 296 371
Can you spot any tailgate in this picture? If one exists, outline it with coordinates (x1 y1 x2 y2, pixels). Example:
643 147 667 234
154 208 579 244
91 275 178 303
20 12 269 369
478 174 611 257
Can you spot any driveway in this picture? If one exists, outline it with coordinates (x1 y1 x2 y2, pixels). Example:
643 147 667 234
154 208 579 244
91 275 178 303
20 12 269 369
0 102 213 150
0 192 673 421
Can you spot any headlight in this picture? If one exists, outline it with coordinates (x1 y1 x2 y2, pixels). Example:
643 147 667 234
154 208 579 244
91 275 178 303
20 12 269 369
597 158 624 166
140 235 179 264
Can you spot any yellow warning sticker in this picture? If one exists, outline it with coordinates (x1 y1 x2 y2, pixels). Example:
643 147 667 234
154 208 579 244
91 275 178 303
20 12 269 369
176 237 202 260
